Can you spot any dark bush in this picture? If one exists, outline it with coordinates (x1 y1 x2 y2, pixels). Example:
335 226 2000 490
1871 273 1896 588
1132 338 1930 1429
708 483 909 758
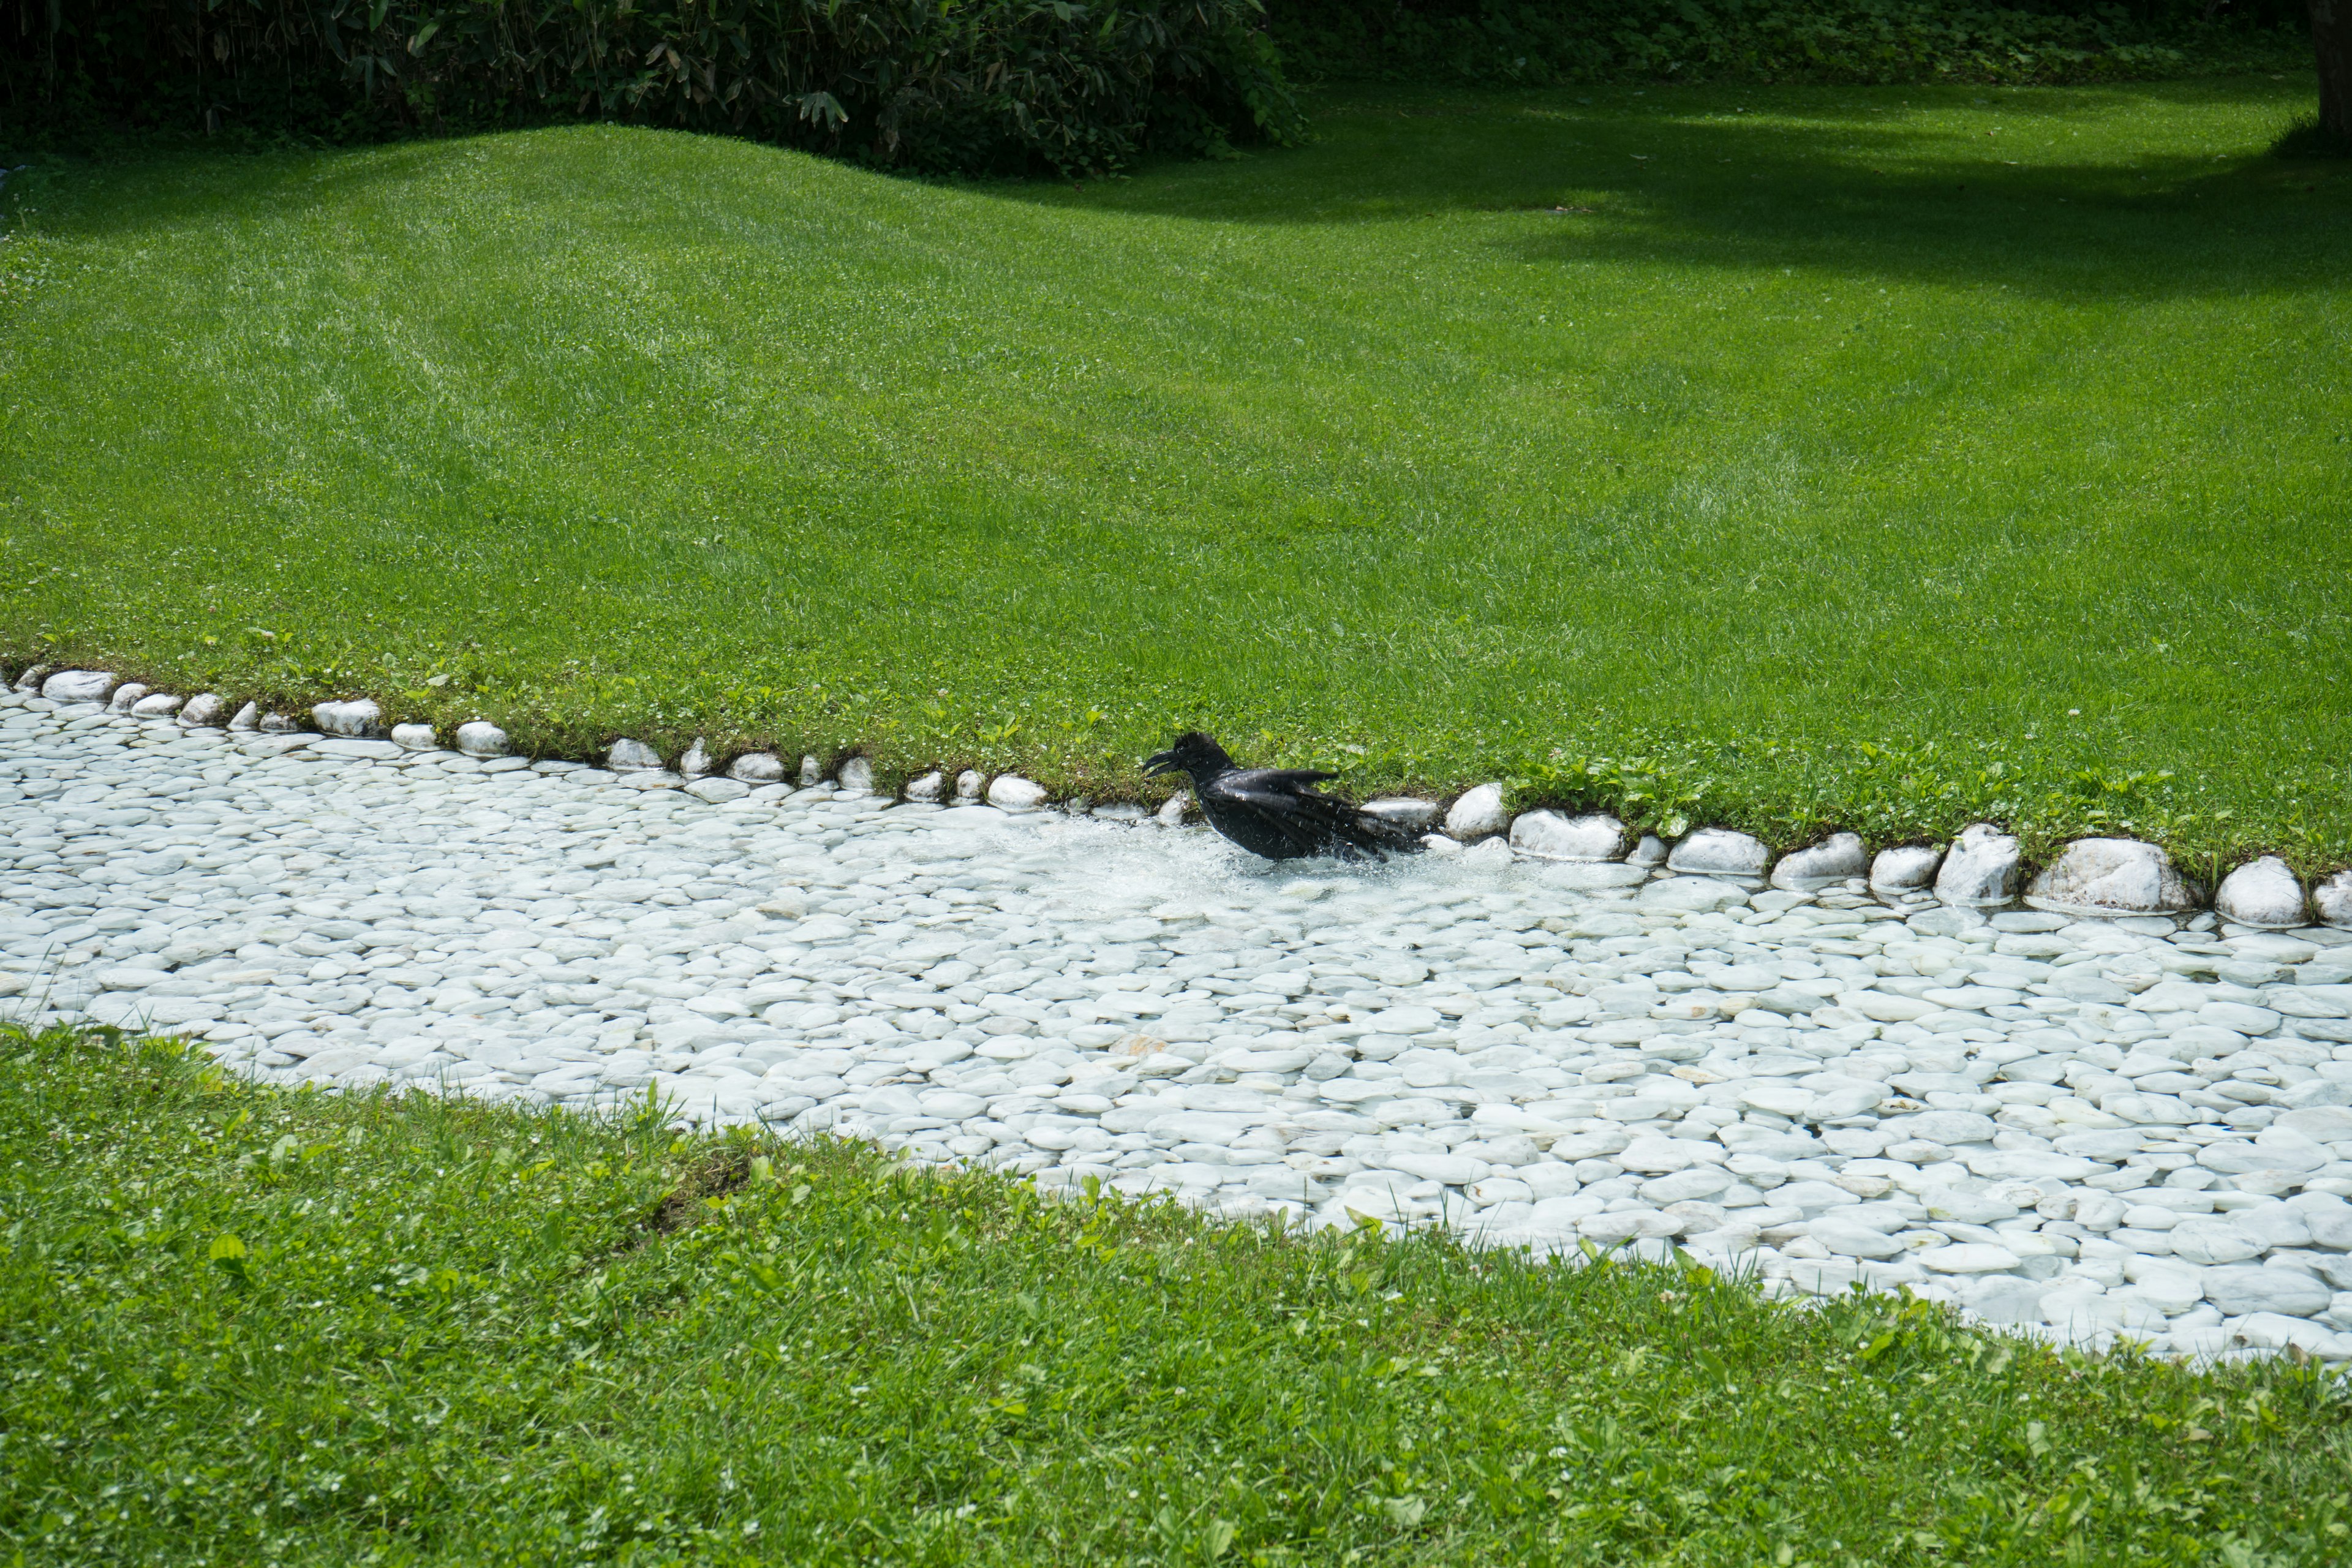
1263 0 2311 88
0 0 1302 176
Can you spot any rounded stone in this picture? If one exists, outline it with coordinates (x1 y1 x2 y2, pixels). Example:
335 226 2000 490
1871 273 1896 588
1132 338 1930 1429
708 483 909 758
902 770 944 801
953 769 984 802
608 737 662 771
41 670 118 703
1444 783 1509 842
2026 837 2201 918
2312 870 2352 932
1509 810 1624 862
987 774 1048 812
838 756 875 796
799 755 825 788
1935 824 2021 907
311 698 385 738
1363 797 1441 828
1771 831 1868 890
107 683 151 714
1869 843 1942 894
455 721 511 758
678 738 712 777
130 693 184 718
391 723 439 750
2214 857 2307 929
177 693 227 727
728 751 785 783
1666 827 1771 881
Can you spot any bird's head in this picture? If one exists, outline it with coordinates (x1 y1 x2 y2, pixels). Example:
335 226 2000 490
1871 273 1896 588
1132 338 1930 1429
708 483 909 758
1144 731 1235 783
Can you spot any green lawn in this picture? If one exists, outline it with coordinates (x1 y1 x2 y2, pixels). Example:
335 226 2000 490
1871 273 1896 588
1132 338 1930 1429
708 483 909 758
6 1025 2349 1566
2 78 2347 868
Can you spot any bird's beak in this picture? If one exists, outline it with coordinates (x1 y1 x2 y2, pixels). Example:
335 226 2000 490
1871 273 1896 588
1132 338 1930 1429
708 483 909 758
1143 750 1178 778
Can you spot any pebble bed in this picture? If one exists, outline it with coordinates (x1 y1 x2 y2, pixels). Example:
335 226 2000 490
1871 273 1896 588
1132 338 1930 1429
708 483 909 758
10 688 2352 1367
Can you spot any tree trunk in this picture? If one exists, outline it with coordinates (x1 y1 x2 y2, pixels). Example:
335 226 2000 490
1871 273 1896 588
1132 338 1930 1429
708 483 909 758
2316 0 2352 141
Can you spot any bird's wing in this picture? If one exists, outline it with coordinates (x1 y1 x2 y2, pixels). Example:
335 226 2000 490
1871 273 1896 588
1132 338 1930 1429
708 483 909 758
1212 776 1415 860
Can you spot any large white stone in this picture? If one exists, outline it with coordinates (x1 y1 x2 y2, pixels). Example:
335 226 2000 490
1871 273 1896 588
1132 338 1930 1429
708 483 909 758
41 670 117 703
1871 844 1942 894
608 737 662 771
2201 1265 2330 1319
391 723 439 750
728 752 785 783
1444 783 1509 842
1363 797 1440 827
1771 831 1868 889
312 699 384 737
2214 857 2307 929
456 721 511 758
987 775 1049 812
1666 827 1770 881
227 700 260 731
838 757 875 796
10 664 50 692
799 755 825 788
107 683 151 713
678 738 712 777
130 693 184 718
902 769 944 801
2026 838 2200 918
177 693 227 727
1935 824 2021 907
1508 810 1624 862
2315 870 2352 932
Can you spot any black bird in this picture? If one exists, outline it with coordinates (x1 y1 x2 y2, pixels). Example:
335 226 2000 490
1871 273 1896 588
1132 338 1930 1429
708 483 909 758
1143 732 1423 862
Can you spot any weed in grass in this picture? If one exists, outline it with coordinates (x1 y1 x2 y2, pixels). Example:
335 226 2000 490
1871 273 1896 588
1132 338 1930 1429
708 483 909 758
5 1022 2352 1564
1 80 2348 870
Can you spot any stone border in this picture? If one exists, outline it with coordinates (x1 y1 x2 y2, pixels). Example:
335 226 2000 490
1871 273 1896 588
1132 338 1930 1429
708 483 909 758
13 663 2349 933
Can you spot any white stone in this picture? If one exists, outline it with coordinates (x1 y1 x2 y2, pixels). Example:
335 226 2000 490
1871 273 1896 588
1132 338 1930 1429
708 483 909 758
455 721 510 758
2215 858 2307 929
954 769 984 802
837 757 875 796
608 737 662 771
41 670 117 703
312 699 384 737
679 738 712 777
1771 831 1867 890
987 775 1048 812
1362 798 1440 827
1916 1243 2022 1273
108 684 151 713
902 770 944 801
728 752 785 783
227 701 260 731
1666 827 1770 881
1635 878 1749 914
1508 810 1624 862
391 723 439 750
2314 870 2352 932
1157 794 1190 826
178 693 227 727
2026 838 2201 918
10 664 50 692
1871 844 1942 894
1444 783 1509 842
130 693 184 717
2202 1265 2331 1319
1936 824 2021 907
799 755 825 788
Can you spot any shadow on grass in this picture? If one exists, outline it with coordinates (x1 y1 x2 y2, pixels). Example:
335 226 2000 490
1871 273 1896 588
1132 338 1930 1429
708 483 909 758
1013 79 2348 301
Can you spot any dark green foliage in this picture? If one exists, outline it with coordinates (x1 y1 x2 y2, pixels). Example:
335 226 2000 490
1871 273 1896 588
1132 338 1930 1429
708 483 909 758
0 0 1299 176
1264 0 2312 88
5 1022 2352 1563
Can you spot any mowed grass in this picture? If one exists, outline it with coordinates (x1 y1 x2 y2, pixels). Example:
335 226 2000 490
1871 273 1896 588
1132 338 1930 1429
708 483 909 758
6 1025 2351 1566
2 80 2348 866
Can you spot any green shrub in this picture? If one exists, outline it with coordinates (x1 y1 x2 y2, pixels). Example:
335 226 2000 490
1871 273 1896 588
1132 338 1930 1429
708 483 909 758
1264 0 2310 87
0 0 1301 176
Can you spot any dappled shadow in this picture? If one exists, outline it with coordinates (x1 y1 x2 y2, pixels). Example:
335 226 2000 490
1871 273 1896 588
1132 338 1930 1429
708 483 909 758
1006 80 2345 300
